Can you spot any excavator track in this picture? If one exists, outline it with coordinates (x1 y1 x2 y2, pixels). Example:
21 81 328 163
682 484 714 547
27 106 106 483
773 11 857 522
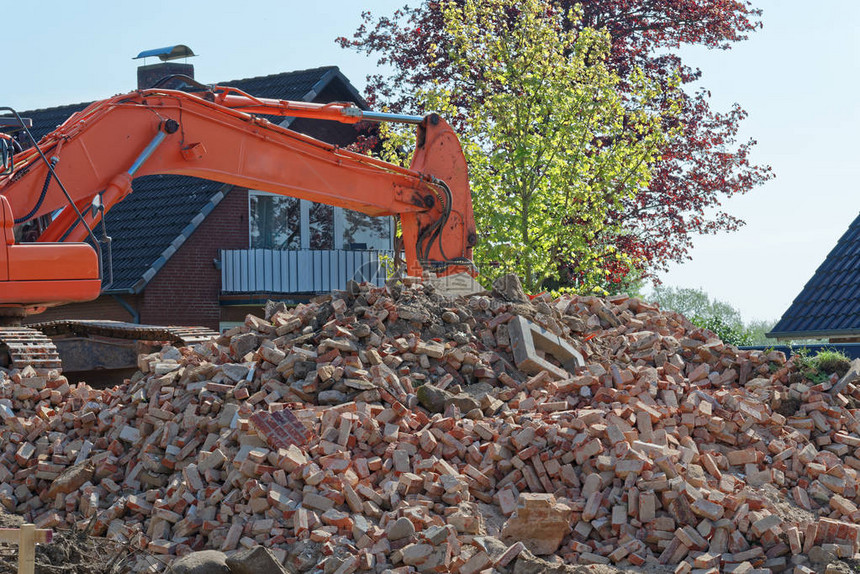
0 328 62 371
1 321 218 373
30 320 219 346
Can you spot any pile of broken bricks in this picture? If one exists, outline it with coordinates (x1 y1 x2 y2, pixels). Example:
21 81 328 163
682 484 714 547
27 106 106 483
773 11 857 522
2 273 860 573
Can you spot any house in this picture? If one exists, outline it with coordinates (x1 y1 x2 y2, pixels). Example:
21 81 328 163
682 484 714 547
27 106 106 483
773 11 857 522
768 212 860 342
18 63 393 332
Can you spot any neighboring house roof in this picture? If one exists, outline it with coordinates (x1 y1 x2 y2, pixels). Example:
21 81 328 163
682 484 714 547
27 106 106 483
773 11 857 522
14 66 366 293
103 177 229 293
224 66 367 106
768 212 860 340
23 102 92 142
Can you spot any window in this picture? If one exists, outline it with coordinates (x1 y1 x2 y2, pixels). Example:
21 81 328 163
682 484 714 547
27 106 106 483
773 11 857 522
342 209 391 251
249 192 393 251
309 203 334 250
249 194 300 249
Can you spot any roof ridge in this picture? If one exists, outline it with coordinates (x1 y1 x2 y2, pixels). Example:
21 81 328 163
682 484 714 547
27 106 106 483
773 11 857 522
14 100 93 117
221 65 340 86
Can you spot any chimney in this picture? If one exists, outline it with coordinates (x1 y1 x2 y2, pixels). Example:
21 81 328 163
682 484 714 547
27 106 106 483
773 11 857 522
134 45 196 89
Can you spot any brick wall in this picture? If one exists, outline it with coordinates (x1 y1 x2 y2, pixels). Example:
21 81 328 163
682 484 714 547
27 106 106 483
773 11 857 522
139 188 248 330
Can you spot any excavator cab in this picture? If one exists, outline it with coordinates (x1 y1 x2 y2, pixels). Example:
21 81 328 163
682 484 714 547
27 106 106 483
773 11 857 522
0 111 101 312
0 195 101 310
0 115 31 175
0 135 12 175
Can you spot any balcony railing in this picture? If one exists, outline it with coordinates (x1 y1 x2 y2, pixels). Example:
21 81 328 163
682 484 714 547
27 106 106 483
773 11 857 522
220 248 393 294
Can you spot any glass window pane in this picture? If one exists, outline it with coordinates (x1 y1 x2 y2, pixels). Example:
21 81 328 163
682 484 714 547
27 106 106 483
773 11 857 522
309 203 334 250
250 194 300 249
342 209 391 251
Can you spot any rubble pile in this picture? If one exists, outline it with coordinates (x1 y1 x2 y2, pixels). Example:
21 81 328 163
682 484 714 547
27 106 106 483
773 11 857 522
2 274 860 573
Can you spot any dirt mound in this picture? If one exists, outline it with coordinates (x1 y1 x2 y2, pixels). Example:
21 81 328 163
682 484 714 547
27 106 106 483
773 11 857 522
0 509 127 574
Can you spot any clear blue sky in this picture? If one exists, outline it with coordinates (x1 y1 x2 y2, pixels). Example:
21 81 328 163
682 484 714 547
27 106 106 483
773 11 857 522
4 1 403 110
652 0 860 322
5 1 859 324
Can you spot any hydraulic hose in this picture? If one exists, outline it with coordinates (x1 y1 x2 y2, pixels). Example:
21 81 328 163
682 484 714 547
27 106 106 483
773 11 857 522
14 156 58 224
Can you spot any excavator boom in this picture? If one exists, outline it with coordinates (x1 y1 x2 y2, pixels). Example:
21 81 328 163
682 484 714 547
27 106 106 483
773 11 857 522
0 86 476 316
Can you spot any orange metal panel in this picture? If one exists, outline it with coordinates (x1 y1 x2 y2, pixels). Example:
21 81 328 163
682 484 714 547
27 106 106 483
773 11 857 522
0 196 13 246
0 279 102 306
7 244 98 281
1 91 433 226
0 196 10 281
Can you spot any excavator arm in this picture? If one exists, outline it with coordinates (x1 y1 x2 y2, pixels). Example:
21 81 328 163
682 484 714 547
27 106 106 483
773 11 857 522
0 86 476 314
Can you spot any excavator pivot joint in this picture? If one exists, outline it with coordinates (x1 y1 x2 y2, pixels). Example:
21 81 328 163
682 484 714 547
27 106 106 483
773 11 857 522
162 119 179 134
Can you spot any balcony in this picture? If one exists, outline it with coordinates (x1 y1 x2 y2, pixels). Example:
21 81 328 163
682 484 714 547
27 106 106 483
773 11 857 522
220 248 393 294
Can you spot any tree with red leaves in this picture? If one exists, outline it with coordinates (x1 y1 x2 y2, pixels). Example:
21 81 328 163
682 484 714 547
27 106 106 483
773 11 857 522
339 0 773 290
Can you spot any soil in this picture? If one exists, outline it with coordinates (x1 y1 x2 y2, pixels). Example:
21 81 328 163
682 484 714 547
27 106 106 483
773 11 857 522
0 509 130 574
837 558 860 573
745 482 818 525
511 551 675 574
0 511 20 529
775 396 801 417
476 502 507 536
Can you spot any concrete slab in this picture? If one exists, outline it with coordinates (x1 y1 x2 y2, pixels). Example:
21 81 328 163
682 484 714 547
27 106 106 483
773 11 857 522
508 315 583 380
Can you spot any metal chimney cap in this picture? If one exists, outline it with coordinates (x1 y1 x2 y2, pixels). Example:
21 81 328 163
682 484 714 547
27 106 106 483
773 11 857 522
133 45 197 62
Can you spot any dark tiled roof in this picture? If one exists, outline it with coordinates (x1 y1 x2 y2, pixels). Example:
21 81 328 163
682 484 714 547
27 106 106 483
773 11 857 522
223 66 342 100
769 212 860 339
18 102 92 142
13 66 360 292
101 176 227 292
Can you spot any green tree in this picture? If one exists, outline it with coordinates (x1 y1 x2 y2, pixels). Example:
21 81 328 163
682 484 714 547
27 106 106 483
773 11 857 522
339 0 771 288
649 285 743 325
745 318 778 346
648 285 777 346
383 0 673 292
689 315 753 347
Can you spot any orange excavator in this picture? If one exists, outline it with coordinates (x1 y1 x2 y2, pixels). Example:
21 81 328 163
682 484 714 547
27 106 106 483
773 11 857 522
0 80 475 371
